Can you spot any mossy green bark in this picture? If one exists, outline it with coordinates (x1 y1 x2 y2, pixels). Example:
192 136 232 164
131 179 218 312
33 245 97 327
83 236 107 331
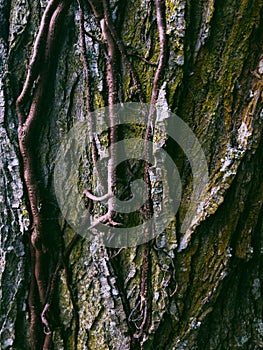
1 0 263 349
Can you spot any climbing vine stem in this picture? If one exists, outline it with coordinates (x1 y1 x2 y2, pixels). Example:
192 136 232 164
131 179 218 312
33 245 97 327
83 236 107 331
16 1 72 348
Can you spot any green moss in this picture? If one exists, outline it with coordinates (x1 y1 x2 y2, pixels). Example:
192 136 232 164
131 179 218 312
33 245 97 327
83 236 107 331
94 92 105 109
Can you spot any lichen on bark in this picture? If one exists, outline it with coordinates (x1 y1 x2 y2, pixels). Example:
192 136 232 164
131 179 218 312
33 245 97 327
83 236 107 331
1 0 263 349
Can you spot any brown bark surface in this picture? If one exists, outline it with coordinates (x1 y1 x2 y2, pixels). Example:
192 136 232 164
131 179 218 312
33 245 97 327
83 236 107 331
0 0 263 349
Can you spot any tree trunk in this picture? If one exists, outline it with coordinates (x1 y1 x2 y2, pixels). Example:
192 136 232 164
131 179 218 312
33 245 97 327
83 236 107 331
1 0 263 349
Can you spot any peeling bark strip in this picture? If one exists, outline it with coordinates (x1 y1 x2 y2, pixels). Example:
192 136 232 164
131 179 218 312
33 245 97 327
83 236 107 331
16 1 71 349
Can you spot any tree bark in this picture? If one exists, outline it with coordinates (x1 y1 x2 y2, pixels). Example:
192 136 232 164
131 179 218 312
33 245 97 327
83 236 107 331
1 0 263 349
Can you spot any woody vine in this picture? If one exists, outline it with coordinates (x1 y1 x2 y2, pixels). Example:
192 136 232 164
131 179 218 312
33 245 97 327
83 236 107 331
16 0 168 349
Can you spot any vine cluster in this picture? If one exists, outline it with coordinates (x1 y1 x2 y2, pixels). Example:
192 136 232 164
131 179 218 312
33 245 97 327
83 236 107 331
16 0 168 348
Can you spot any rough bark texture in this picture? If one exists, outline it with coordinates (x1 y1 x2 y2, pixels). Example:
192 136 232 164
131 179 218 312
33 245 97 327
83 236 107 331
1 0 263 349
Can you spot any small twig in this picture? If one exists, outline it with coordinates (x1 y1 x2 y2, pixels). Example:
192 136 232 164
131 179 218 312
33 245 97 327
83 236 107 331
109 247 125 258
169 284 178 298
88 210 122 229
84 189 113 202
133 300 148 339
128 300 141 323
41 304 52 335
